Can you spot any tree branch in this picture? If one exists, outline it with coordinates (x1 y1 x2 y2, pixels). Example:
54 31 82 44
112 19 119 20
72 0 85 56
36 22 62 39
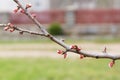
1 0 120 67
0 24 45 36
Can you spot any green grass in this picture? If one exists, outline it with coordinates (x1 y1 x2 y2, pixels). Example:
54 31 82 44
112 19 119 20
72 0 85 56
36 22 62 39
66 38 120 44
0 58 120 80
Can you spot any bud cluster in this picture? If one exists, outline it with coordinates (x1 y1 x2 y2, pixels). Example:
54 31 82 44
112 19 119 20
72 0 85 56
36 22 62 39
70 45 81 52
13 3 32 14
70 45 85 59
4 23 15 32
57 50 67 59
13 4 36 18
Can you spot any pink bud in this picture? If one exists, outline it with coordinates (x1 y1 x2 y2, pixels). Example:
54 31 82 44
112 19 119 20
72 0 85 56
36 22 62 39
9 28 15 32
20 9 25 14
64 54 67 59
8 23 14 28
26 4 32 8
70 45 81 51
77 47 82 51
57 50 63 54
32 14 36 18
108 61 115 68
70 45 76 49
13 6 20 13
80 54 84 59
13 8 18 13
4 27 9 31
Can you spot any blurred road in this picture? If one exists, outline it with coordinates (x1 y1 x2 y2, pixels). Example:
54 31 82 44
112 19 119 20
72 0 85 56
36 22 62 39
0 43 120 58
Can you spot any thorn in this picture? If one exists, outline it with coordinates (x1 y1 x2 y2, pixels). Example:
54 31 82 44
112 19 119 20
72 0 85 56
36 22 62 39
103 46 107 53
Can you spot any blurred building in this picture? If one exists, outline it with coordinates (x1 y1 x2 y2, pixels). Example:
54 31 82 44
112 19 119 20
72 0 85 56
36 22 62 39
1 0 120 12
50 0 96 10
0 0 50 12
50 0 120 9
0 0 120 39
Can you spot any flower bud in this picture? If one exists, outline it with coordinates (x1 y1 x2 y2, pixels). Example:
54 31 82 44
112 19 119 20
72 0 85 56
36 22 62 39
80 54 84 59
108 60 115 68
64 54 67 59
70 45 76 49
32 14 36 18
57 50 63 54
8 23 14 28
13 6 20 13
9 28 15 32
70 45 81 51
20 9 25 14
77 47 81 51
13 8 19 13
26 4 32 8
4 27 9 31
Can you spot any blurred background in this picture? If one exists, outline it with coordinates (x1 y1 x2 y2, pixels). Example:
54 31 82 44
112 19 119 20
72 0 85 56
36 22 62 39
0 0 120 80
0 0 120 40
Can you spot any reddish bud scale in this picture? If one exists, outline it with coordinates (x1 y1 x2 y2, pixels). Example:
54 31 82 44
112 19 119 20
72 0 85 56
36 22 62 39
8 23 14 28
80 54 84 59
32 14 36 18
57 50 63 54
20 9 25 14
108 60 115 68
64 54 67 59
13 6 20 13
4 27 9 31
9 28 15 32
77 47 81 51
26 4 32 8
70 45 76 49
13 8 18 13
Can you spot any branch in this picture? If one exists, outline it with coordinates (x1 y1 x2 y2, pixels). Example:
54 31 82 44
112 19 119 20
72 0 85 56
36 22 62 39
1 0 120 68
1 24 45 36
